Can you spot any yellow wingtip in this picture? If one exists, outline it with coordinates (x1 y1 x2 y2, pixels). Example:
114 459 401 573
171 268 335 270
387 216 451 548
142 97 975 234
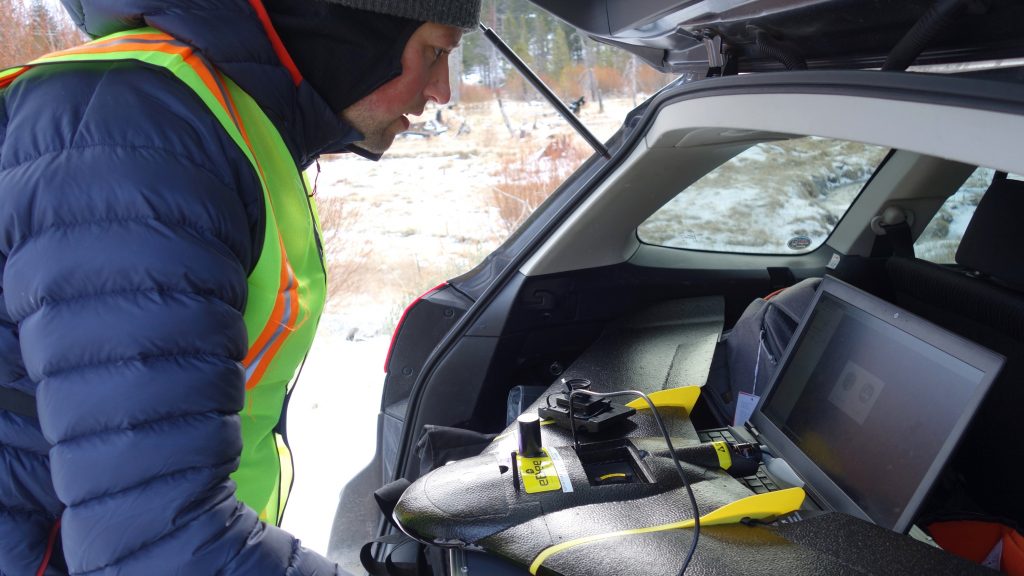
677 487 806 528
626 386 702 412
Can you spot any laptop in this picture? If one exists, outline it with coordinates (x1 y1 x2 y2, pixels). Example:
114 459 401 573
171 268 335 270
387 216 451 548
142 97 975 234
700 275 1004 533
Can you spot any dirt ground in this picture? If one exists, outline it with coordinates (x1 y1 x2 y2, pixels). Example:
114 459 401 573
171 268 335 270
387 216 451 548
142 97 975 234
313 95 637 340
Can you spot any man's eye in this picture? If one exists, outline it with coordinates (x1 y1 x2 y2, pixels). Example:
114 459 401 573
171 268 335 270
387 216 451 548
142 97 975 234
431 47 447 63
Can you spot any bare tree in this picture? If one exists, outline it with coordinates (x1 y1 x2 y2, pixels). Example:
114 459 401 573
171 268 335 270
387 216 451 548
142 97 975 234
1 1 82 69
580 34 604 114
628 55 638 106
449 44 463 105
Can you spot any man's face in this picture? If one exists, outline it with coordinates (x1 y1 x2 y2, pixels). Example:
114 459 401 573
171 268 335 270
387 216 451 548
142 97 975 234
342 22 462 154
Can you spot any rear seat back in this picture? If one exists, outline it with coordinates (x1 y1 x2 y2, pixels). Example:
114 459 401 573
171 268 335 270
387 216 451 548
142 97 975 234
955 173 1024 291
886 174 1024 522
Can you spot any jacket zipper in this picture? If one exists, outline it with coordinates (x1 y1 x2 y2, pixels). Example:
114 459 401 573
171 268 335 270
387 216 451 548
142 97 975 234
300 170 327 282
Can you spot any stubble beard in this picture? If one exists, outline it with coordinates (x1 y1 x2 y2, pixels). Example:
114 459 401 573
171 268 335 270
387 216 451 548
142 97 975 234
341 107 401 155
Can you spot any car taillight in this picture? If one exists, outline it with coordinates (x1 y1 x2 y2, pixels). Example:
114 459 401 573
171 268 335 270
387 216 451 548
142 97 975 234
384 282 448 373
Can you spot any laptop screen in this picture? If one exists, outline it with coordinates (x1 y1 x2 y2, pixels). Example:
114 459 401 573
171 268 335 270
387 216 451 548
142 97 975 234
753 276 1003 532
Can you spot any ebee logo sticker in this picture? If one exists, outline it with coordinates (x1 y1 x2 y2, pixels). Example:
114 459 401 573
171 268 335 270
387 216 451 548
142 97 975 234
788 236 812 250
518 450 563 493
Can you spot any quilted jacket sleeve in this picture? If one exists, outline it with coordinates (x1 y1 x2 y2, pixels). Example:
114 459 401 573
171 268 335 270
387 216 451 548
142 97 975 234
0 62 341 575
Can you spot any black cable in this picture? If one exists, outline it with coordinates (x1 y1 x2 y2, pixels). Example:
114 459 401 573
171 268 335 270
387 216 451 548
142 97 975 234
748 26 807 70
882 0 969 71
568 389 701 575
510 451 520 493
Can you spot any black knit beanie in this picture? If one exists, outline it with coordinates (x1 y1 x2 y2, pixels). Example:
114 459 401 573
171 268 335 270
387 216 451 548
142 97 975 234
320 0 482 30
265 0 422 115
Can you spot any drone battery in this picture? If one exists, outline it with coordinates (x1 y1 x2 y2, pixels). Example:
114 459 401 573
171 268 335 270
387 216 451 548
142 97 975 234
538 402 636 434
553 393 608 417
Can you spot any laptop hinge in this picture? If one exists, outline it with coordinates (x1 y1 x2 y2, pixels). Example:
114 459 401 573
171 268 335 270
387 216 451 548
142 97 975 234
744 422 764 444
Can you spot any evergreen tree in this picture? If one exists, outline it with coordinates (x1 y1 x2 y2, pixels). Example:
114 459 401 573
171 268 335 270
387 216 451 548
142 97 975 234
464 0 665 102
550 24 571 79
533 10 550 75
580 36 604 112
461 25 497 86
510 13 531 67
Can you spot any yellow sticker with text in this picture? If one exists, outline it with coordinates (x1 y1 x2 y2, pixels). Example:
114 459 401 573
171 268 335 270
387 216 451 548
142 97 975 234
518 450 562 493
712 441 733 470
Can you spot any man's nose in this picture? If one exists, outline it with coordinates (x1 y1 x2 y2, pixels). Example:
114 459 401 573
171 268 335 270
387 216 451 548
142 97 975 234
424 59 452 105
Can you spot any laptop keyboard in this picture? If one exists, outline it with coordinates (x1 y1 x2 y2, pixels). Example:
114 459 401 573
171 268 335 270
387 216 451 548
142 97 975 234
697 428 779 494
743 469 780 494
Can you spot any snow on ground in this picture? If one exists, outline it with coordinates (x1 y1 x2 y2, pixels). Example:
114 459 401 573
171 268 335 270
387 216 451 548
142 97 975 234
280 320 388 555
316 150 504 339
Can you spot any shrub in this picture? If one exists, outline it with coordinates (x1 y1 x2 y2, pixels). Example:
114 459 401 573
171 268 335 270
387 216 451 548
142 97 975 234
491 135 589 234
592 66 625 94
459 83 493 105
635 65 675 95
0 1 82 68
314 195 370 309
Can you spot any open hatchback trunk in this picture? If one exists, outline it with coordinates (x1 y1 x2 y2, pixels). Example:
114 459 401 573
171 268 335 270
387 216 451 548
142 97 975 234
334 2 1024 575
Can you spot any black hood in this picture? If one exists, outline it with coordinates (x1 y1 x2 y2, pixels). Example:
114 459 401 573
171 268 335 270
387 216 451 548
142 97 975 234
264 0 420 117
59 0 392 165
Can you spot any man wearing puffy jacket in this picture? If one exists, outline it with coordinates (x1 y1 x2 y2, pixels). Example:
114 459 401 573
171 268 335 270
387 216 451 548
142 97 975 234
0 0 478 573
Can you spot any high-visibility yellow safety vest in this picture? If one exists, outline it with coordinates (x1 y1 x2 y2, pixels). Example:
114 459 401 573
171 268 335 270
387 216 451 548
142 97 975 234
0 28 328 526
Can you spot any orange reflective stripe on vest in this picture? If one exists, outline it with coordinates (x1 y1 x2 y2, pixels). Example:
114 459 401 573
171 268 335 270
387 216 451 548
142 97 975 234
1 28 328 526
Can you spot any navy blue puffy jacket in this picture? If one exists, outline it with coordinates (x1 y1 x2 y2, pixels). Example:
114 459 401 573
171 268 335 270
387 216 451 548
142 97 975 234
0 1 360 573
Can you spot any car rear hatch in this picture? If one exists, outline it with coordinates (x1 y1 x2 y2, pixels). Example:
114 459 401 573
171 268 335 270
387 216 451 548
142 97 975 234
528 0 1024 74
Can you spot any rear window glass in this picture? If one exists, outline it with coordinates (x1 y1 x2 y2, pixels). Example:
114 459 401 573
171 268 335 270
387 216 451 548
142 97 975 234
638 137 890 254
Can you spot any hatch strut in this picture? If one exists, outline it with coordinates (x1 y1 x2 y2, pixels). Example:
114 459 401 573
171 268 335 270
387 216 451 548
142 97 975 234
479 23 611 159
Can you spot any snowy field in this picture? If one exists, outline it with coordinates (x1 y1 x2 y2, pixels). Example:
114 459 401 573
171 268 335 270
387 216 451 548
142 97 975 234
638 137 891 254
